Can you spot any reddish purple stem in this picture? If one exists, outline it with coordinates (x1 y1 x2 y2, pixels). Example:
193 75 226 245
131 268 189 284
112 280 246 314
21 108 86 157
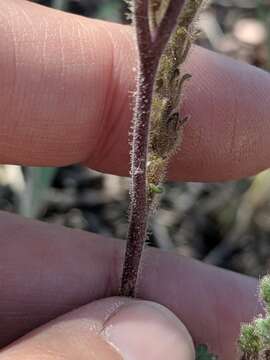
120 0 185 298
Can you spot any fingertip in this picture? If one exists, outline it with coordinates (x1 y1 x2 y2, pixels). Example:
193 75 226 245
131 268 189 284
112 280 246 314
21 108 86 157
101 297 195 360
1 297 195 360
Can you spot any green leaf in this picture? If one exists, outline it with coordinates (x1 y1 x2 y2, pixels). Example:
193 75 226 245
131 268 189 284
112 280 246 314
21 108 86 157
149 183 164 194
196 345 218 360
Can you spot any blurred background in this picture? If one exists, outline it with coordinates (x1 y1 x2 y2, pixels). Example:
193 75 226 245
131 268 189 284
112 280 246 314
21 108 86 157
1 0 270 277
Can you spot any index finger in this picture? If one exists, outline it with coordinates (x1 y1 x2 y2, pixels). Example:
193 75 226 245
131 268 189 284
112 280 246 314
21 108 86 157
1 0 270 180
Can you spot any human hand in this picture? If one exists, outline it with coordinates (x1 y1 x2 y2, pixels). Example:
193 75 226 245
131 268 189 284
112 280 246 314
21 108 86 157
0 1 270 359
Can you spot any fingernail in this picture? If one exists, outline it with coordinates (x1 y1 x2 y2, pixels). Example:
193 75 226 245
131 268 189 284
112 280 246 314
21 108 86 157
103 300 195 360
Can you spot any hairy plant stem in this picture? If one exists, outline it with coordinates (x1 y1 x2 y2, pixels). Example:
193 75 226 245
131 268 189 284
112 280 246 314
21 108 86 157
120 0 185 297
120 64 157 298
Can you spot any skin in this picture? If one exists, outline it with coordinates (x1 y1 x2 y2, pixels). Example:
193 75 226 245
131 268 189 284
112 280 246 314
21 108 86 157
0 0 270 359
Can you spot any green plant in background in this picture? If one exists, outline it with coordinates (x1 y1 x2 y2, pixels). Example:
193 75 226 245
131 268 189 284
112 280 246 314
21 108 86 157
195 277 270 359
196 344 218 360
239 276 270 359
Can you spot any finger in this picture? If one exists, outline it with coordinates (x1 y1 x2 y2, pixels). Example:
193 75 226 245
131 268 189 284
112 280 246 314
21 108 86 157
1 297 195 360
0 211 261 359
1 1 270 181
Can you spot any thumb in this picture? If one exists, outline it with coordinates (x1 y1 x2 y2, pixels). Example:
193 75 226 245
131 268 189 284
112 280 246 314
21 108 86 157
1 297 195 360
